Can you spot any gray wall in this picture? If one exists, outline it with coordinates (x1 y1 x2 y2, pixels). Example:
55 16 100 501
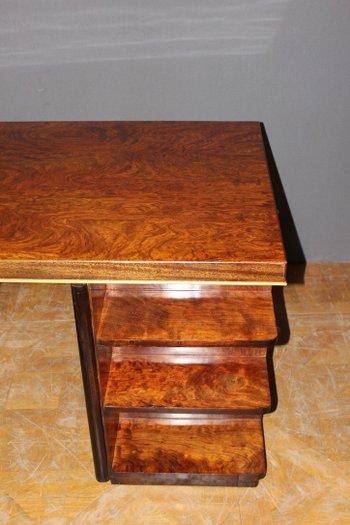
1 0 349 261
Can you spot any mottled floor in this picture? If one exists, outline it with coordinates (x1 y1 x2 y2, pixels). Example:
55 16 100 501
0 263 349 524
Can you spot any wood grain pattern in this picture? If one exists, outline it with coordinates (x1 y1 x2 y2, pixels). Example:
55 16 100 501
110 414 266 486
102 349 270 412
90 285 277 346
0 121 286 283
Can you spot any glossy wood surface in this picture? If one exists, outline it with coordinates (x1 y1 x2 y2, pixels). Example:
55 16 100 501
110 414 265 486
0 121 285 283
90 284 277 347
102 348 270 412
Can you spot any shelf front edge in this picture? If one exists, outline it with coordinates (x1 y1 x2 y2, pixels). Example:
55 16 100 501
0 260 287 285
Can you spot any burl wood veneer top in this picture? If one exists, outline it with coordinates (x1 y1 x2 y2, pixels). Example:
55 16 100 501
0 121 285 283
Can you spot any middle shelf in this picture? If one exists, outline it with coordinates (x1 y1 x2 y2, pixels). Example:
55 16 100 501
99 346 270 413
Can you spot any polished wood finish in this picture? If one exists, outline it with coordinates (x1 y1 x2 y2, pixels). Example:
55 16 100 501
0 121 286 284
109 414 266 486
102 347 270 413
0 122 285 486
90 284 277 347
89 280 277 484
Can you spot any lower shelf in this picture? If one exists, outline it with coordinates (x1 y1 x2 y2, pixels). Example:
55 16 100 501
108 413 266 486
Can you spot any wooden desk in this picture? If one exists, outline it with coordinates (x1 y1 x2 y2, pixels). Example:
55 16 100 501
0 121 286 486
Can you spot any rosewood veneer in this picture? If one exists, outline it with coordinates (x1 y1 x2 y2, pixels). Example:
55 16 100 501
0 121 286 486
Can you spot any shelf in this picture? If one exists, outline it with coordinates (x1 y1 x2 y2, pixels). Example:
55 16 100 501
90 284 277 347
101 347 270 413
86 283 278 485
108 413 266 486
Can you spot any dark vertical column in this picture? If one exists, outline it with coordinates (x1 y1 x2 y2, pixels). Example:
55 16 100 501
71 284 109 482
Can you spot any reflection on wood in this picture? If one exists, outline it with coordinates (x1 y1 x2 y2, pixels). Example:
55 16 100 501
110 414 266 486
90 285 277 347
102 349 270 413
88 279 277 485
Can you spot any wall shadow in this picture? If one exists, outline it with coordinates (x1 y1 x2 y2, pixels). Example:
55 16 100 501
260 123 305 412
266 345 278 412
261 123 306 284
272 286 290 346
266 287 291 412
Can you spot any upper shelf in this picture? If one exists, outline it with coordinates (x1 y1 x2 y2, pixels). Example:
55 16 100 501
0 121 286 284
90 284 278 347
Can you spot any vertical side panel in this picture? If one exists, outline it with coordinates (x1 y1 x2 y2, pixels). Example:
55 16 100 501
71 284 109 482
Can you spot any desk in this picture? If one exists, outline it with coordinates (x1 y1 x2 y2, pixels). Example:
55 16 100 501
0 121 286 486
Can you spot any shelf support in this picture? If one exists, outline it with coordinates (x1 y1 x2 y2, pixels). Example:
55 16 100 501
71 284 109 482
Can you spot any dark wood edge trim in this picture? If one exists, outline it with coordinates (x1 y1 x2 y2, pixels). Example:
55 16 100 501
96 338 278 348
110 472 264 486
103 406 270 415
71 284 109 482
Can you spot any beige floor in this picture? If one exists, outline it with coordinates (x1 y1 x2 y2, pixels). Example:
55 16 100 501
0 263 349 524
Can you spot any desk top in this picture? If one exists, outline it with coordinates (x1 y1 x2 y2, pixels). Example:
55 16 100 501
0 121 285 284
